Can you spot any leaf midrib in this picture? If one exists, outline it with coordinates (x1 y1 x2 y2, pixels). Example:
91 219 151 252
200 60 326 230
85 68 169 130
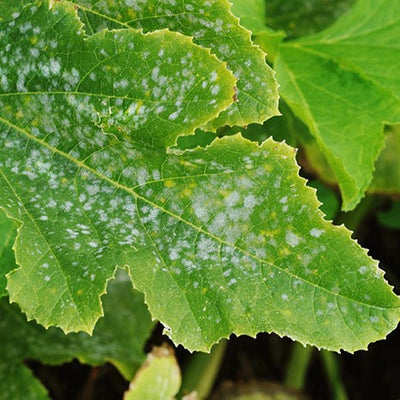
0 115 396 312
0 91 218 105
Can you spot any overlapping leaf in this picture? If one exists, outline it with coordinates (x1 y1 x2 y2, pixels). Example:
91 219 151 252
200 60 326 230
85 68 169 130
1 0 400 356
0 274 154 400
274 0 400 210
74 0 280 129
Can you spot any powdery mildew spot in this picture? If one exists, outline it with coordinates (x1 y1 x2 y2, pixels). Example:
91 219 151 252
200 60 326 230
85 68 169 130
310 228 324 238
285 231 300 247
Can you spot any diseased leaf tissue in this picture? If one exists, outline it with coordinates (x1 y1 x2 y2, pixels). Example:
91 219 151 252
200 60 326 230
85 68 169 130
1 4 400 396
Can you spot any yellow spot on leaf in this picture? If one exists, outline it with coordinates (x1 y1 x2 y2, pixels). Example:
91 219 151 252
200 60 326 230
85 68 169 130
164 180 176 188
181 188 192 197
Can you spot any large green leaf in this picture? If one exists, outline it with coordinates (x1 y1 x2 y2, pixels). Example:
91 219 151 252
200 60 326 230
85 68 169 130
0 274 154 400
2 124 400 352
0 209 17 297
1 0 400 354
275 0 400 210
74 0 280 129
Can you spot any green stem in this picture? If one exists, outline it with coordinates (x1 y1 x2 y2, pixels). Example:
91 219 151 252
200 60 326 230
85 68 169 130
180 339 227 399
321 351 348 400
285 342 313 389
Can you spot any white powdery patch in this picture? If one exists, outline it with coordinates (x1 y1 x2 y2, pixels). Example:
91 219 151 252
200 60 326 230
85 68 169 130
243 194 257 209
168 110 180 121
224 191 240 207
358 266 368 274
310 228 324 238
285 231 300 247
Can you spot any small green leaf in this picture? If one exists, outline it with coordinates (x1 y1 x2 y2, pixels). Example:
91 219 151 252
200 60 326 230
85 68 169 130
0 274 154 400
275 0 400 210
75 0 280 128
0 210 17 297
124 345 181 400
